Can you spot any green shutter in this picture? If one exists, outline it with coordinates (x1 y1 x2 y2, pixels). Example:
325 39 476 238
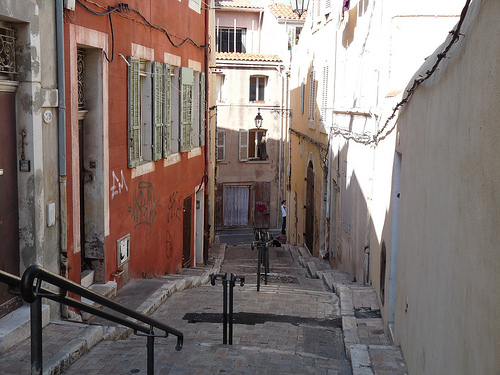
128 56 141 167
180 67 193 152
200 72 206 147
164 64 172 157
152 62 164 161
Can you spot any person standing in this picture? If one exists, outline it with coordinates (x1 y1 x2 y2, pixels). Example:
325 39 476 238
281 200 287 234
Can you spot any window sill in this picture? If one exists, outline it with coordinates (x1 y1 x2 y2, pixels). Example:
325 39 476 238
131 161 155 179
163 153 181 167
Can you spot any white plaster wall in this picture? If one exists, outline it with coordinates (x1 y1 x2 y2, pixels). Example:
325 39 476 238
395 0 500 373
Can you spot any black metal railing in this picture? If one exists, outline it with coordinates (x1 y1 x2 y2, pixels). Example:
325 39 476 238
252 228 272 291
0 265 183 375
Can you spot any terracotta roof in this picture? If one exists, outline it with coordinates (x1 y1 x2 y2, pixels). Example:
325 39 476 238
217 52 282 62
215 0 262 9
269 2 307 20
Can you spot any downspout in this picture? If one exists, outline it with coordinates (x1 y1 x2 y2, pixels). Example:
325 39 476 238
56 0 68 280
203 0 210 263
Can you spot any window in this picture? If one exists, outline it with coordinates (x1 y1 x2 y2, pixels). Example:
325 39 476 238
239 129 268 161
216 74 225 102
128 57 173 167
217 28 246 53
249 76 266 102
216 129 225 161
287 25 302 50
0 23 15 79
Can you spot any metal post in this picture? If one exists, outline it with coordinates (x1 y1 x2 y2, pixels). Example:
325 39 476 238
229 274 235 345
147 328 154 375
222 276 228 345
30 297 42 375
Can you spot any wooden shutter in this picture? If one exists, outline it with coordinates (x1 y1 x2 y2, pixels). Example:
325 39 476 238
164 63 172 157
216 129 225 161
199 72 206 147
180 67 193 152
239 129 248 161
152 61 164 161
127 56 141 167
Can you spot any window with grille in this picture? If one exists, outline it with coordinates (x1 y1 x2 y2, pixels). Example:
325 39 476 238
217 28 247 53
0 24 15 78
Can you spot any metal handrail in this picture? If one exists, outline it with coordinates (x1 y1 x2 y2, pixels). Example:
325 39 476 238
1 265 183 375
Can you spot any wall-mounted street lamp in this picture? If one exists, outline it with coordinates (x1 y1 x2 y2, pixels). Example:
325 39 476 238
254 107 292 129
254 111 264 129
291 0 309 18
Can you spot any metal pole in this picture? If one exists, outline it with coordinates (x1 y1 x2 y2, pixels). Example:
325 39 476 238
147 328 154 375
30 297 42 375
229 274 235 345
222 277 227 345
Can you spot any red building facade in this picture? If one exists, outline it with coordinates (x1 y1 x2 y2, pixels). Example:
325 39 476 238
63 0 209 289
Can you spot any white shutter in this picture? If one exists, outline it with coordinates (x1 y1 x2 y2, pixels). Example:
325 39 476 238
127 56 141 167
239 129 248 161
309 69 316 123
180 67 193 152
216 129 225 161
321 66 329 126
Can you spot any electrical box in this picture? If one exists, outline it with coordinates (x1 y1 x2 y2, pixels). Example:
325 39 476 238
64 0 75 11
117 234 130 267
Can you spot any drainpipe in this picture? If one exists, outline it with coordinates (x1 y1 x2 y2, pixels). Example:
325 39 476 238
56 0 68 282
203 1 210 264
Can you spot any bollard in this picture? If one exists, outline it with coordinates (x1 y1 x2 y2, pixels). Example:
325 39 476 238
210 273 245 345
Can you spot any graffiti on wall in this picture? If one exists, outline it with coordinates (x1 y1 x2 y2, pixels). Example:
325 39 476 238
111 169 128 199
128 181 160 228
166 191 183 224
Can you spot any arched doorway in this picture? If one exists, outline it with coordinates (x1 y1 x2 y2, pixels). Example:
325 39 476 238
305 161 315 252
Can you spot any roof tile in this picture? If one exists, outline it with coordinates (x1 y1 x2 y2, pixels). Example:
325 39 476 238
269 2 307 20
215 0 262 9
216 52 283 62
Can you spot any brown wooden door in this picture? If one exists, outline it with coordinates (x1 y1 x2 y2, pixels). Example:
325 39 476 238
305 162 315 252
182 196 192 268
254 181 270 229
0 91 21 318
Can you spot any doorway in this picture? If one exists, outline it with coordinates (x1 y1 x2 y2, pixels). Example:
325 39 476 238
305 161 315 252
0 90 21 318
183 196 193 268
223 185 249 226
